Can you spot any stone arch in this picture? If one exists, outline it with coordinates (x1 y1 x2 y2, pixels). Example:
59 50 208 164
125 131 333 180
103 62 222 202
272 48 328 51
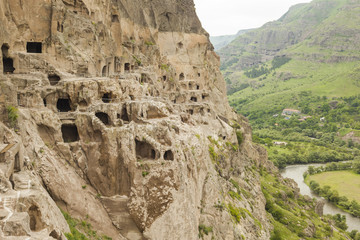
95 112 110 125
102 65 107 77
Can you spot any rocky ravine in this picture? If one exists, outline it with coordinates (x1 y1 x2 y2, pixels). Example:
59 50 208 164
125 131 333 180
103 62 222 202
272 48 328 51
0 0 272 239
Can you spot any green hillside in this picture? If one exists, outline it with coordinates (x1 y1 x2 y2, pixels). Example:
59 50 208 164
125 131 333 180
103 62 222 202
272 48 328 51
218 0 360 168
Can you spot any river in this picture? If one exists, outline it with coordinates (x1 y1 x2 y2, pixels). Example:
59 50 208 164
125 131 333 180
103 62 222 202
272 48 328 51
281 164 360 232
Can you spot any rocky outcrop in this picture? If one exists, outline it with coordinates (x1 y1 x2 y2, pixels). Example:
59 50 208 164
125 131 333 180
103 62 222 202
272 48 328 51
0 0 272 239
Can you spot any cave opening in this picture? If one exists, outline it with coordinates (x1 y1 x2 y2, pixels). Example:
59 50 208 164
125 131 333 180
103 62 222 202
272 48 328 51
190 97 197 102
57 98 72 112
102 93 111 103
14 152 20 172
2 44 15 73
61 124 79 142
135 139 156 160
95 112 110 125
179 73 185 80
28 205 44 231
164 150 174 161
111 15 119 23
26 42 42 53
48 74 60 86
102 65 107 77
121 105 129 122
124 63 130 72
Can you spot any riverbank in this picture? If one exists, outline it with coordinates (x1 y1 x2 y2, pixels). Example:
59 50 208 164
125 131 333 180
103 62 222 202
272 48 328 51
306 170 360 203
281 164 360 231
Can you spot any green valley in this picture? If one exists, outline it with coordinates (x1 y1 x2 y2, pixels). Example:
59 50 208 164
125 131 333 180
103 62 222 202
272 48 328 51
215 0 360 169
213 0 360 238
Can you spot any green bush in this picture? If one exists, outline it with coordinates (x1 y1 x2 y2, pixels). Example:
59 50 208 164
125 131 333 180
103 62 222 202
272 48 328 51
7 105 18 127
198 224 213 238
236 130 243 146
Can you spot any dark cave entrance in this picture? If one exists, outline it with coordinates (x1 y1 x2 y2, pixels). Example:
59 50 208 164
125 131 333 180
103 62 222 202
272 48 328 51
61 124 80 142
164 150 174 161
190 97 197 102
102 65 107 77
57 98 72 112
26 42 42 53
48 74 61 86
2 44 15 74
124 63 130 72
102 93 111 103
14 152 20 172
121 105 129 122
135 139 156 160
95 112 110 125
179 73 185 80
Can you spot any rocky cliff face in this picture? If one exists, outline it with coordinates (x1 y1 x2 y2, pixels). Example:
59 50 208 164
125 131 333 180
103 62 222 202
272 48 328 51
0 0 272 239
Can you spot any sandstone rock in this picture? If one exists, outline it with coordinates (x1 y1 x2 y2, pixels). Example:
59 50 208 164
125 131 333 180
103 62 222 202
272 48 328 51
0 0 272 239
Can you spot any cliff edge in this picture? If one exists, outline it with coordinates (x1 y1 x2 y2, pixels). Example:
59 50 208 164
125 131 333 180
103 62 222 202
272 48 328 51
0 0 271 239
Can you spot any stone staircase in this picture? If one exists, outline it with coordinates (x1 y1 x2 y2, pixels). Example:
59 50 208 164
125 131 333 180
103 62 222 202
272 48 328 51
101 195 144 240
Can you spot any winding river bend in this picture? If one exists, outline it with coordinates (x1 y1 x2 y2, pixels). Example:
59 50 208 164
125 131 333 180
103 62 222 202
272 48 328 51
281 164 360 232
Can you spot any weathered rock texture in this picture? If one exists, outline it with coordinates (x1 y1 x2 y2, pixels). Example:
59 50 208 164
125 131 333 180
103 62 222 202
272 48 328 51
0 0 271 239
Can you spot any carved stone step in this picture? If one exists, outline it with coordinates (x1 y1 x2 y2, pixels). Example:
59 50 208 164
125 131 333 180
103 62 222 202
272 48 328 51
101 195 144 240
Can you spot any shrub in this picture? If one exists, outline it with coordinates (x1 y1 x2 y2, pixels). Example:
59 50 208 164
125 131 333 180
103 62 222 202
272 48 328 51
236 130 243 146
7 105 18 127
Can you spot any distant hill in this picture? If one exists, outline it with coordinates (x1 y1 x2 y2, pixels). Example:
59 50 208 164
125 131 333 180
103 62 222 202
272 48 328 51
218 0 360 113
210 29 251 50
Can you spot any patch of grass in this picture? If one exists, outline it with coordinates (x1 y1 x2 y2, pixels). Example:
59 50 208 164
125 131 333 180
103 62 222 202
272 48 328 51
228 190 242 201
208 145 218 162
236 130 243 146
142 171 149 177
7 105 18 127
145 41 154 46
227 203 241 223
308 170 360 203
198 224 213 238
61 210 112 240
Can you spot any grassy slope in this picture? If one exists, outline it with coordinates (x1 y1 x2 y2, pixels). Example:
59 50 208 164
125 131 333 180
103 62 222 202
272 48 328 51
228 60 360 114
308 170 360 202
261 171 348 239
223 0 360 115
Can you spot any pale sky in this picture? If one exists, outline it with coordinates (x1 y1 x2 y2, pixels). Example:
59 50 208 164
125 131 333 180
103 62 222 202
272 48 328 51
194 0 312 36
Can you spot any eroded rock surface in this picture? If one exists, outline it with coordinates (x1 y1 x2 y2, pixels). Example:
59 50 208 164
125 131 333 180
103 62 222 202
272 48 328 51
0 0 271 239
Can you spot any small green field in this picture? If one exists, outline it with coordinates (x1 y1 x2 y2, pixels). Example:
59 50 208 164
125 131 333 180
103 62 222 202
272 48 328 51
308 170 360 203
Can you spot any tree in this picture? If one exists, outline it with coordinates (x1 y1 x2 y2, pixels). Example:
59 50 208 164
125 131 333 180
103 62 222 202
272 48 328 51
353 157 360 174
